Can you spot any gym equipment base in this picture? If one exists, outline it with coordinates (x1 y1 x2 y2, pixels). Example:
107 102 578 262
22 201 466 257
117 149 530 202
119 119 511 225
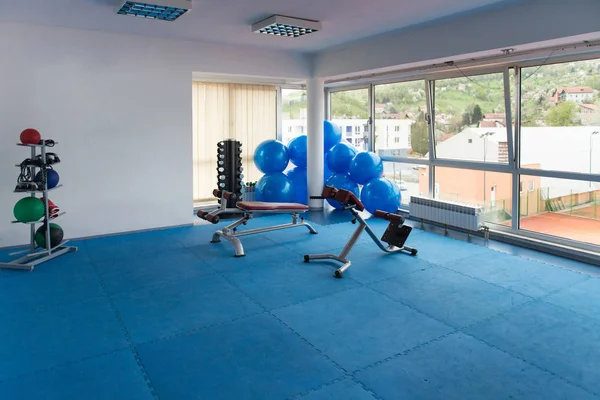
211 209 317 257
198 191 317 257
0 242 78 272
304 186 417 279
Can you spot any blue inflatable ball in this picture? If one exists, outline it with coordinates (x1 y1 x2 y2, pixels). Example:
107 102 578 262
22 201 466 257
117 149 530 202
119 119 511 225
287 135 307 168
361 178 402 215
324 120 342 151
255 173 296 203
348 152 384 185
285 166 308 205
325 173 360 210
254 139 290 174
324 162 333 182
326 142 358 174
34 169 60 189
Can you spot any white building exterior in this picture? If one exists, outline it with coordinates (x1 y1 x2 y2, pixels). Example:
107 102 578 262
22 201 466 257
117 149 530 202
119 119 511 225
432 126 600 198
282 117 413 154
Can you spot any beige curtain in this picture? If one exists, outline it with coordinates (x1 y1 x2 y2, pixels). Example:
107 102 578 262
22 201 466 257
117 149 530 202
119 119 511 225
192 82 277 202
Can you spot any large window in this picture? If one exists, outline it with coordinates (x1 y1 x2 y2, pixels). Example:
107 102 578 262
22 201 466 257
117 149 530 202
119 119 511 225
434 73 509 164
517 58 600 246
325 54 600 255
330 88 370 151
281 88 307 145
433 166 513 226
519 176 600 246
520 59 600 175
192 82 276 202
382 162 422 206
374 81 428 159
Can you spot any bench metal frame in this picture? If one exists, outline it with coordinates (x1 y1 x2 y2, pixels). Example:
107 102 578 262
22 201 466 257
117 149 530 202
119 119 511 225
211 210 317 257
304 205 416 278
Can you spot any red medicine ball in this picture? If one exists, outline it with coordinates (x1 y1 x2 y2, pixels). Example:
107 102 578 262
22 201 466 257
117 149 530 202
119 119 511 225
20 128 41 145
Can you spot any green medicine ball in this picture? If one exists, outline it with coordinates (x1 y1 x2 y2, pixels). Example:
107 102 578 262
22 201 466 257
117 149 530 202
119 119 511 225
13 197 45 223
35 223 64 249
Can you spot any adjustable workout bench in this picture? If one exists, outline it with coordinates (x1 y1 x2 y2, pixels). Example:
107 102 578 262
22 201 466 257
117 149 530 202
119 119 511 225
304 185 418 278
197 189 318 257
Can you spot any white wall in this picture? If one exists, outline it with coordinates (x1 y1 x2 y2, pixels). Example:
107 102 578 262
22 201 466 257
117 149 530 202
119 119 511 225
0 22 310 248
313 0 600 78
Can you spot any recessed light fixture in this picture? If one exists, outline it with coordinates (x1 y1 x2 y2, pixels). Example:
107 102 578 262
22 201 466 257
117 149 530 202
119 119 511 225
252 15 321 38
115 0 191 22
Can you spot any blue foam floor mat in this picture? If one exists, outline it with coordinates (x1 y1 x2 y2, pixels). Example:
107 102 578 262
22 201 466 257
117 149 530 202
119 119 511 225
1 215 600 399
355 332 595 400
136 313 343 400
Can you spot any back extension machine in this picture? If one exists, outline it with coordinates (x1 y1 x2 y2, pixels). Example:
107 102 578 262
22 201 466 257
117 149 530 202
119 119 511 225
197 189 318 257
304 185 418 278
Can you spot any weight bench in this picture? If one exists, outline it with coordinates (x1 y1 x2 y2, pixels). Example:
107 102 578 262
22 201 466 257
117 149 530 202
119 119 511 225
304 185 417 278
197 189 318 257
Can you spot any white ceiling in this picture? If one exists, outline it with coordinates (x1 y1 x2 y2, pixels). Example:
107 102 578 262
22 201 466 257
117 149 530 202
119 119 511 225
0 0 513 52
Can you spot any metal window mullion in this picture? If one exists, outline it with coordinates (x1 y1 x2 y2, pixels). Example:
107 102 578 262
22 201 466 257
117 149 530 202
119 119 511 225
512 67 522 232
324 88 331 120
431 158 513 173
276 86 283 141
368 84 375 152
503 68 515 168
326 83 371 94
380 156 429 165
425 79 435 198
519 167 600 183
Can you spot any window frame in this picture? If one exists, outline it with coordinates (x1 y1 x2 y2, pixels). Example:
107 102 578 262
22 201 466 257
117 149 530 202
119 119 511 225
324 49 600 257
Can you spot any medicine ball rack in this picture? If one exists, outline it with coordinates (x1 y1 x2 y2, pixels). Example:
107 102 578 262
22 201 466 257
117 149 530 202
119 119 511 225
0 140 77 271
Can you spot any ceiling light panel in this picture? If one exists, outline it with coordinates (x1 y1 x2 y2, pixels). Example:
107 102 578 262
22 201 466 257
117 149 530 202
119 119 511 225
116 0 191 22
252 15 321 38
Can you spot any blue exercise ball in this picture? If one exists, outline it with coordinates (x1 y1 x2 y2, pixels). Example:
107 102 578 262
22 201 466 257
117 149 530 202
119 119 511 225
324 162 333 182
326 142 358 174
361 177 402 215
255 173 296 203
34 169 60 189
285 166 308 205
324 120 342 151
287 135 307 168
325 173 360 210
349 152 384 185
254 140 290 174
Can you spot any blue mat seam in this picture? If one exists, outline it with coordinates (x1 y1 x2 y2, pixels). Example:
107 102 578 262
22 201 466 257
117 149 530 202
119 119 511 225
437 264 544 298
539 294 600 325
0 293 108 317
213 267 353 397
366 281 461 328
134 311 267 347
460 275 598 333
352 283 560 377
351 329 459 376
89 261 160 400
289 376 350 400
96 254 219 296
0 346 130 385
350 376 387 400
268 282 364 312
460 329 599 397
449 279 600 397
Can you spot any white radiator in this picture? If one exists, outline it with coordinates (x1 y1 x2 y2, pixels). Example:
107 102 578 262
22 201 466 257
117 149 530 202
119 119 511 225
409 196 485 232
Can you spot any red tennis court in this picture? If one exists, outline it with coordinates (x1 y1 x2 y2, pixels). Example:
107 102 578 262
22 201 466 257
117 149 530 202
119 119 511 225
519 212 600 246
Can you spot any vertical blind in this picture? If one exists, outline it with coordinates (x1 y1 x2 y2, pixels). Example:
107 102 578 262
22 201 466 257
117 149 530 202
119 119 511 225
192 82 277 202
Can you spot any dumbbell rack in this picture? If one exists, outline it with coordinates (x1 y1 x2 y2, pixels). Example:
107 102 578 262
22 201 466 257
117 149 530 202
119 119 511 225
0 141 77 271
216 139 243 218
